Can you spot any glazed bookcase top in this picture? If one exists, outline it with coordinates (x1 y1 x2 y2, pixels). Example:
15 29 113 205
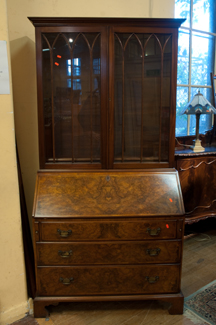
29 17 184 169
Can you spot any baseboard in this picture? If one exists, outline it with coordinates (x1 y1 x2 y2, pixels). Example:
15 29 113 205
0 298 33 325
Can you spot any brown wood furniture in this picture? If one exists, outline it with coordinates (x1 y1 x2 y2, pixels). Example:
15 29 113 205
175 147 216 224
33 170 185 317
28 17 185 317
29 17 184 170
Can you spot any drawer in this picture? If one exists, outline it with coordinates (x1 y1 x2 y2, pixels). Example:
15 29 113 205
38 219 179 241
37 265 181 296
36 240 182 265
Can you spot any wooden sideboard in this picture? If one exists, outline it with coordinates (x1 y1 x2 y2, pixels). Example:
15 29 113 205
175 146 216 224
32 169 185 317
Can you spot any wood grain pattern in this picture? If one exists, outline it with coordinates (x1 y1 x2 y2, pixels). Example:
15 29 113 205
37 265 181 296
32 169 185 316
176 155 216 222
33 170 184 218
39 218 180 241
30 15 185 317
29 17 183 171
36 240 181 265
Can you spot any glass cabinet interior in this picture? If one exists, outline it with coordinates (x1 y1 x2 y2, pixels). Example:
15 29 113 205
30 18 184 169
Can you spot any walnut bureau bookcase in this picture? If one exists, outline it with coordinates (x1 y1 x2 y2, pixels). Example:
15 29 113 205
29 17 185 317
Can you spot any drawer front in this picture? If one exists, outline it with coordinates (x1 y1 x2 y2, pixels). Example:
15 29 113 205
39 220 178 241
37 265 181 296
36 240 182 265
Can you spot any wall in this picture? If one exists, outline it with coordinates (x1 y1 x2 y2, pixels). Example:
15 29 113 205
0 0 174 322
0 0 29 324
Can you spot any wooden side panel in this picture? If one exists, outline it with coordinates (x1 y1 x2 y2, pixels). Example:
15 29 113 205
177 156 216 220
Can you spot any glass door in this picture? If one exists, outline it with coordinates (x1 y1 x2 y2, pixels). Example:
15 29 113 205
110 28 174 168
38 26 108 168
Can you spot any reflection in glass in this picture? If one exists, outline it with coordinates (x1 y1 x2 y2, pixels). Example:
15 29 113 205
42 32 101 163
114 33 172 163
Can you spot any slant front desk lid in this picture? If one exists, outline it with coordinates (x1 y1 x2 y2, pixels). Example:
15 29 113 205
33 170 185 218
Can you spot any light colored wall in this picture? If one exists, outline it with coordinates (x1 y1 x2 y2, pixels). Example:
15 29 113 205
0 1 29 324
1 0 174 323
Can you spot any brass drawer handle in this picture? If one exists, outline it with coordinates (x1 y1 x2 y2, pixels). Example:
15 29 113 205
146 276 159 284
58 250 73 258
57 229 72 238
59 277 74 285
146 248 161 256
146 227 161 236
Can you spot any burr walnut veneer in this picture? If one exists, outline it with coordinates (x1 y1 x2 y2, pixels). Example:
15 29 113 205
32 169 185 317
29 17 185 318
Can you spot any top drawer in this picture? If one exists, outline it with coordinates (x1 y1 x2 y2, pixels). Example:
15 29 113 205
36 219 182 242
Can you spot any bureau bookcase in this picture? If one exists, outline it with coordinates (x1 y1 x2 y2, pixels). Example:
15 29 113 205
29 17 185 317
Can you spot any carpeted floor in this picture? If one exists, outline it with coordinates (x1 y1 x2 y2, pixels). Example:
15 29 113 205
184 280 216 325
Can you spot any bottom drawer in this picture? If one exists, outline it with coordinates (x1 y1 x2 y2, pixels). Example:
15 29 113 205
37 265 180 296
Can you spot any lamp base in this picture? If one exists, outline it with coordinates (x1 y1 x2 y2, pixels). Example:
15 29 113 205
190 139 205 152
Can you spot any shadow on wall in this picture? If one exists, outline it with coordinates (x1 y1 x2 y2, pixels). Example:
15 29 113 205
10 36 39 231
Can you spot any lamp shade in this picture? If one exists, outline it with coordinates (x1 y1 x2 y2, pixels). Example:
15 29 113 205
180 91 216 153
181 90 216 115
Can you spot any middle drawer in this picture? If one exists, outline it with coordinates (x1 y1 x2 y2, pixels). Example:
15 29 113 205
36 240 182 266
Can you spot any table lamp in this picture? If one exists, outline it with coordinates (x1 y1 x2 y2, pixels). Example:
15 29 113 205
181 90 216 152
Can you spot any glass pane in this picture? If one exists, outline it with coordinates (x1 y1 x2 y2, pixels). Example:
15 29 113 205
143 35 162 161
124 35 142 159
42 32 101 163
53 34 72 159
114 33 172 163
175 0 190 28
114 33 143 161
191 32 214 86
73 33 101 161
161 36 172 162
192 0 213 33
42 35 53 161
177 30 189 85
114 35 123 160
175 86 189 136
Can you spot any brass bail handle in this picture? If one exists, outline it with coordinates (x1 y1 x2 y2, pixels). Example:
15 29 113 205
146 227 161 236
146 276 159 284
59 277 74 285
58 250 73 258
146 248 161 256
57 229 72 238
